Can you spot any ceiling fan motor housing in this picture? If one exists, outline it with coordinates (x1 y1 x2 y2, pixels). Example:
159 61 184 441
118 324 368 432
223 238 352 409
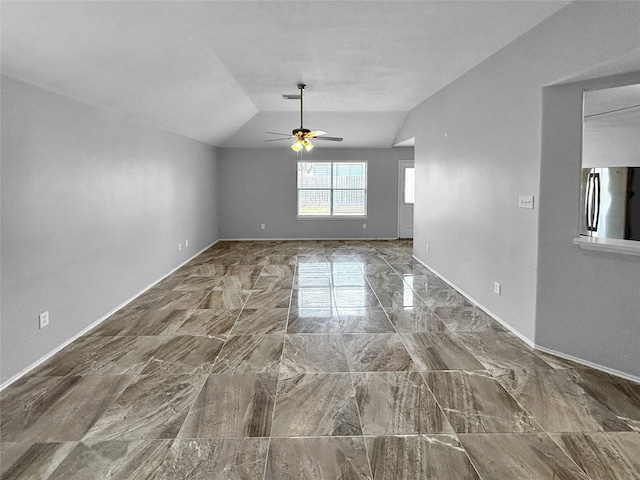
293 128 311 138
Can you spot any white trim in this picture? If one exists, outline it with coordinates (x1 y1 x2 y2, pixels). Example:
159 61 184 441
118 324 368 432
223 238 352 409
296 216 368 220
411 254 535 347
573 236 640 256
534 345 640 384
413 253 640 384
0 239 220 392
221 237 398 242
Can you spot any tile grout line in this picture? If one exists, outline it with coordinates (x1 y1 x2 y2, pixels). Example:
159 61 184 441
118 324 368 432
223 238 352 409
262 247 300 479
169 251 264 447
347 245 381 479
376 252 489 480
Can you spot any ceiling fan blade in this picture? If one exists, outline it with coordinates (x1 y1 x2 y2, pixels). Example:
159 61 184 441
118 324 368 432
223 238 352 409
265 132 292 136
265 137 292 142
314 136 343 142
307 130 327 137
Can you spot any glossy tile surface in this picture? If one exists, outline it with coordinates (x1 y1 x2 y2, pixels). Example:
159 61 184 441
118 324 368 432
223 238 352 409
342 333 415 372
353 371 453 434
1 375 132 442
459 433 591 479
153 438 269 479
366 435 480 480
492 368 633 432
401 332 485 371
210 334 284 374
266 437 372 480
423 370 543 433
1 442 76 480
2 239 638 479
280 334 350 373
456 331 553 370
48 440 173 480
178 373 277 438
271 373 362 436
83 374 207 441
550 432 640 479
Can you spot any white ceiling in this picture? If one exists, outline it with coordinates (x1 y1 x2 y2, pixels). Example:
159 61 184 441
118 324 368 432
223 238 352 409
1 1 570 148
584 84 640 117
584 84 640 131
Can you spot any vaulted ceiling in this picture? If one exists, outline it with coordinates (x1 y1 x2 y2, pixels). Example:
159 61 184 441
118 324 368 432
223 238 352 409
1 1 569 148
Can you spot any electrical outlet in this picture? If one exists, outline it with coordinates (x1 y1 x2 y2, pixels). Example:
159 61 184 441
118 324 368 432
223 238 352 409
178 243 182 252
494 282 501 295
39 311 50 329
362 223 367 229
261 224 265 230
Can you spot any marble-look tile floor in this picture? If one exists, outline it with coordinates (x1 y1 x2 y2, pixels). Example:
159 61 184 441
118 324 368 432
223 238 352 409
2 240 640 479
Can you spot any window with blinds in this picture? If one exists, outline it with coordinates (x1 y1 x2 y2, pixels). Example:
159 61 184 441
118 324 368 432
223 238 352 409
297 162 367 217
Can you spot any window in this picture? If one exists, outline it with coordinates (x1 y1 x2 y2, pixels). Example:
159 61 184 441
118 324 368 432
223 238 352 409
297 161 367 217
404 167 415 204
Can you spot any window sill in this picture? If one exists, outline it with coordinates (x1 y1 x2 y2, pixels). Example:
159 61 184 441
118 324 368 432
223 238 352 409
297 216 368 220
573 236 640 256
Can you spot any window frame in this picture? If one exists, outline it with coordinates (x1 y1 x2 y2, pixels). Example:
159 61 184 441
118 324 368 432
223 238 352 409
296 161 368 219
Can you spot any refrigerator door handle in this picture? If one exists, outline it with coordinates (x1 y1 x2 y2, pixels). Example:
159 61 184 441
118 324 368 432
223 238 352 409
586 171 600 232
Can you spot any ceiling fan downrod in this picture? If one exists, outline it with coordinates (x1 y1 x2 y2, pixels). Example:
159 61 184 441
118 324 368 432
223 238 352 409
298 83 305 130
292 83 310 140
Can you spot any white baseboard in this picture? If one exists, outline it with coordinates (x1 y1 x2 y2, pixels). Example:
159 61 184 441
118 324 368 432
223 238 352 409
220 237 399 241
0 239 220 392
534 345 640 384
411 254 535 348
412 254 640 384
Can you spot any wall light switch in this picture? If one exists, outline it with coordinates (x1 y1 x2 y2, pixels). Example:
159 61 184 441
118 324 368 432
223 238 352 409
260 224 265 230
518 195 534 209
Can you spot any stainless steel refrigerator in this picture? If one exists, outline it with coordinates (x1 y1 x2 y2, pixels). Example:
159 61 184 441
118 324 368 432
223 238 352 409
582 167 640 240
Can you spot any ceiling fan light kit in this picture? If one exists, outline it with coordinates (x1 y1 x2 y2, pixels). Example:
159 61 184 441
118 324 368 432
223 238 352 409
265 83 343 153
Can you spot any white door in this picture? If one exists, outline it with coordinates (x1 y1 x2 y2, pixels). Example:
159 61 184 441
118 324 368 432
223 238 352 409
398 160 415 239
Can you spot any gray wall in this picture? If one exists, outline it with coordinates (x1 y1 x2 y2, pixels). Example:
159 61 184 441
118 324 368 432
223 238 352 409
1 76 219 384
396 1 639 376
538 75 640 378
583 117 640 168
218 147 413 240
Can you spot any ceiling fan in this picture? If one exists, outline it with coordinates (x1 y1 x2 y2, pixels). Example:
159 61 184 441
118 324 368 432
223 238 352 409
265 83 343 152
